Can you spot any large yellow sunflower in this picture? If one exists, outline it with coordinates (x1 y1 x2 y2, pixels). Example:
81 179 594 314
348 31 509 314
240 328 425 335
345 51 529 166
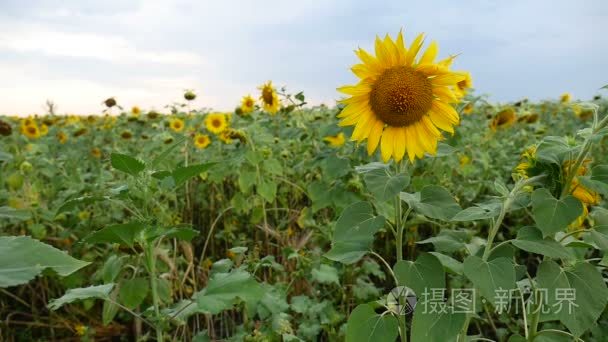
22 124 40 139
169 118 185 132
205 113 228 134
241 95 256 114
337 30 467 162
259 81 281 114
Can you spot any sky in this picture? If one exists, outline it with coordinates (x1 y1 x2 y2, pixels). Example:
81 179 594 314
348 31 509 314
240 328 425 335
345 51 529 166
0 0 607 115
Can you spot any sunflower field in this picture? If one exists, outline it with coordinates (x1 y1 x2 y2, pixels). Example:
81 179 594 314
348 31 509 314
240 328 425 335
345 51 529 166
1 31 608 342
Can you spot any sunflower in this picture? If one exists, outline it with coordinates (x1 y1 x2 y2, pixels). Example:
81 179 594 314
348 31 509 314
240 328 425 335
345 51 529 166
121 130 133 139
241 95 256 114
169 118 185 132
0 120 12 136
560 93 571 103
463 103 474 115
324 132 346 147
490 108 516 130
517 112 539 124
193 133 211 149
131 106 141 116
22 124 40 139
90 148 102 159
454 72 473 99
57 131 68 144
218 130 233 144
337 30 467 162
205 113 228 134
259 81 281 114
572 104 593 120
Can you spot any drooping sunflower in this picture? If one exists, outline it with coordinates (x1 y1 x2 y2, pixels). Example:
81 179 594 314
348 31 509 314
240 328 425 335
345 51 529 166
57 131 68 144
453 72 473 99
169 118 185 132
193 133 211 149
259 81 281 114
337 30 467 162
90 148 102 159
241 95 256 114
560 93 571 103
324 132 346 147
490 108 516 130
205 113 228 134
121 130 133 140
218 130 233 144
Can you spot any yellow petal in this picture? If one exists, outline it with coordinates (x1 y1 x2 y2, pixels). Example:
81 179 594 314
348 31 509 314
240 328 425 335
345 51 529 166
406 33 425 66
433 86 458 103
380 127 395 162
339 109 367 126
432 100 460 124
355 48 382 73
428 110 454 133
338 95 368 105
337 100 369 118
337 83 371 96
392 127 406 162
374 36 391 67
431 73 466 86
395 29 407 64
416 63 450 76
404 125 416 162
418 41 438 65
351 112 375 141
351 64 376 80
367 120 384 155
383 34 398 66
421 115 441 137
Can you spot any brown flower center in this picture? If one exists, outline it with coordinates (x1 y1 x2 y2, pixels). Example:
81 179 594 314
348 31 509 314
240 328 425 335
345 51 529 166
369 66 433 127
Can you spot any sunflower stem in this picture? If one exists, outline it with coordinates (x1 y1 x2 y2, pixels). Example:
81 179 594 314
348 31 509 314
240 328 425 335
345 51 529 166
393 160 408 342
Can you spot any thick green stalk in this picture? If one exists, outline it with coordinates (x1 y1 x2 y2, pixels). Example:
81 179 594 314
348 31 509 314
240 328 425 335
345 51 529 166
146 243 163 341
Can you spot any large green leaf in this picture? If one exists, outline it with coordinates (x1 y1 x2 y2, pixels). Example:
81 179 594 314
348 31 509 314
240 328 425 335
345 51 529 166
531 189 583 237
170 162 216 188
345 304 398 342
536 260 608 337
588 225 608 251
394 253 445 296
400 186 461 221
363 168 409 202
0 236 90 288
324 202 386 264
511 226 573 259
0 206 31 222
257 179 277 203
83 221 146 247
110 153 145 176
579 165 608 197
463 256 516 306
119 277 149 309
410 304 465 342
195 269 263 314
311 264 339 285
48 284 114 310
417 230 471 253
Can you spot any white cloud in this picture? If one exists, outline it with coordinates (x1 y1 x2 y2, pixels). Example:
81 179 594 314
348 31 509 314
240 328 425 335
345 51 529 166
0 24 204 66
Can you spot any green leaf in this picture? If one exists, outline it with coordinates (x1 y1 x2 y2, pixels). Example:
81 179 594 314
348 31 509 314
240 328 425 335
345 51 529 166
195 269 263 315
150 136 185 168
110 153 145 176
48 284 114 310
429 252 463 275
0 206 31 221
257 179 277 203
83 221 146 247
119 277 149 309
417 230 470 253
101 255 123 283
511 226 573 259
144 226 198 242
536 260 608 337
55 196 109 216
588 226 608 251
263 158 283 175
394 253 445 296
0 236 90 288
579 165 608 197
410 304 465 342
531 189 583 237
345 303 399 342
322 155 350 179
325 202 386 264
535 136 571 165
238 170 257 193
363 168 410 202
170 162 216 187
311 264 339 285
463 256 516 306
400 186 461 221
451 205 500 222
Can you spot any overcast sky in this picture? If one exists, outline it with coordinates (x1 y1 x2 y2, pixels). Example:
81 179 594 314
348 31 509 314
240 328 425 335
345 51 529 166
1 0 607 115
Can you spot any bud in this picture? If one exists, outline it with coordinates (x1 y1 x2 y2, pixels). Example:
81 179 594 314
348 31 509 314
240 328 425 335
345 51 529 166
184 90 196 101
20 161 33 174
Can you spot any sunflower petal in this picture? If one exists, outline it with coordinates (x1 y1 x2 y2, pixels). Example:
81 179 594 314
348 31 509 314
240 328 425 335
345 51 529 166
367 120 384 155
337 83 371 96
337 100 369 118
432 100 460 124
418 41 438 65
433 86 459 103
395 29 407 64
351 112 375 141
403 125 416 162
431 73 466 86
406 33 425 66
392 127 406 162
416 63 450 76
380 127 395 162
